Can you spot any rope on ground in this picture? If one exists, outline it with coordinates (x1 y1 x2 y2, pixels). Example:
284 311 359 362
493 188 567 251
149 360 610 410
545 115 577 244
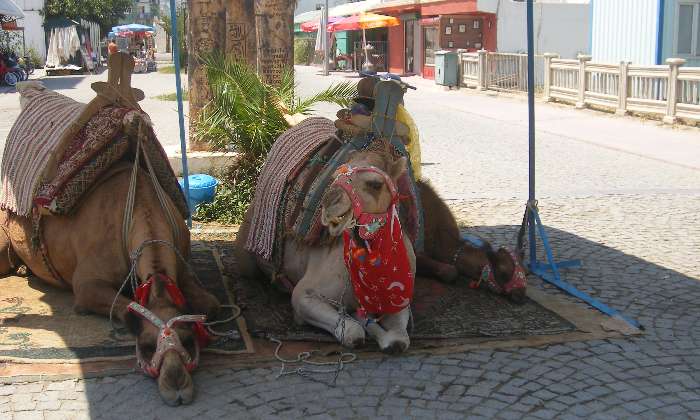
270 337 357 387
269 277 359 386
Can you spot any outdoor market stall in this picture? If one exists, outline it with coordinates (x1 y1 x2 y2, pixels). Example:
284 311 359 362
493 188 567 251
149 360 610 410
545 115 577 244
44 17 100 75
110 24 157 73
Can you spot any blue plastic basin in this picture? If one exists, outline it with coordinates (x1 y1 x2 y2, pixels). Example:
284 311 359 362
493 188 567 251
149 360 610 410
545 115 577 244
178 174 218 210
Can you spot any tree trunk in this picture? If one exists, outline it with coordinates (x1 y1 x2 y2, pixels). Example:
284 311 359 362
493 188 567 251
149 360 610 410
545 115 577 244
255 0 295 86
187 0 226 150
225 0 257 69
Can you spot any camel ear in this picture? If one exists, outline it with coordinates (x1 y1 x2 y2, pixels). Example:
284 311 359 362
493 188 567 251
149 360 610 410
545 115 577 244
389 156 408 181
124 310 143 336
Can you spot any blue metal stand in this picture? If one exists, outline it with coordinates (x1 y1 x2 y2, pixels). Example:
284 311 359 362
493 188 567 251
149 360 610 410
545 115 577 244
168 0 192 228
523 0 641 330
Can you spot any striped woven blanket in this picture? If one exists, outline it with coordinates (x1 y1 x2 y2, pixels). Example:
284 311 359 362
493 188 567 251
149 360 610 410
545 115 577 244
245 117 338 261
0 89 85 216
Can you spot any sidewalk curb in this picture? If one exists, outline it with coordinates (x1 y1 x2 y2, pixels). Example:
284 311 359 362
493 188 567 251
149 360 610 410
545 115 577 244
167 150 238 176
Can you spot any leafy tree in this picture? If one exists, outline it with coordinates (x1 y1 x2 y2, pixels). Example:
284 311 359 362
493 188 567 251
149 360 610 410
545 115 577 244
43 0 133 33
158 5 187 65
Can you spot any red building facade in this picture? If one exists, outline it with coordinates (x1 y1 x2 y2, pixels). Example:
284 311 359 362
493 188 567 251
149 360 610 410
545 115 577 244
373 0 497 79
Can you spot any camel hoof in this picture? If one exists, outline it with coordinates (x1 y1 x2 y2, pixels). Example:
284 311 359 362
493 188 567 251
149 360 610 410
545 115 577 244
381 340 409 355
335 317 365 349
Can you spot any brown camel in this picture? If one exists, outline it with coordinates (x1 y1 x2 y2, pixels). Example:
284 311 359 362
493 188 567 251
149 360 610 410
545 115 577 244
0 162 220 406
417 180 526 303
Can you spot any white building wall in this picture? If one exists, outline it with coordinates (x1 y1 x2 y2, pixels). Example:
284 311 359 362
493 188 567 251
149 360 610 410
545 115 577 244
493 1 590 58
590 0 659 65
12 0 46 64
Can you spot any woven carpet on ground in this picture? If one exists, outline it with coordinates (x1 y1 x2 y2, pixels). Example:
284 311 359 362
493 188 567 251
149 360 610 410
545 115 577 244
0 243 246 363
220 242 576 343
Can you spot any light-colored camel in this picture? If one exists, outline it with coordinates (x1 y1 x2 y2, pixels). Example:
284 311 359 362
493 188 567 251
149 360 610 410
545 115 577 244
236 144 416 353
0 129 219 406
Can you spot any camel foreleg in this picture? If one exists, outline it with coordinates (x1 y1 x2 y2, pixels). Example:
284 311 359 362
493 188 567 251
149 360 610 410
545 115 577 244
353 307 410 354
291 280 365 348
72 263 131 321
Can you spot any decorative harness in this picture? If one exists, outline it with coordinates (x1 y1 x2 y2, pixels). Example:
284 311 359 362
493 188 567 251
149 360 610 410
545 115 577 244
333 164 414 318
455 235 527 295
127 273 209 378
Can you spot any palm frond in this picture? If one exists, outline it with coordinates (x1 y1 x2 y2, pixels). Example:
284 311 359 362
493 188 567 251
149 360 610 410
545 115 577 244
290 81 357 115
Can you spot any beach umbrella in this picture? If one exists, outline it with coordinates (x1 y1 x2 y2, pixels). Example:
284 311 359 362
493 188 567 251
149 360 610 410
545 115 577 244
113 23 154 33
300 16 339 33
328 12 399 32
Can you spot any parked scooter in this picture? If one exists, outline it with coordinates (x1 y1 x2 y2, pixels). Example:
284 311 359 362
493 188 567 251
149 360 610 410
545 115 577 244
0 52 27 86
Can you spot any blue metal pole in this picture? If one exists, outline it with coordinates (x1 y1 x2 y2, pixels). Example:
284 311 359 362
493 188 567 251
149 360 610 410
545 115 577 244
168 0 192 228
527 0 536 266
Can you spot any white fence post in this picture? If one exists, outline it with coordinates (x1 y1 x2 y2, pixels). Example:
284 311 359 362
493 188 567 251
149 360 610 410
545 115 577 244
456 49 466 89
543 53 558 102
576 54 592 109
477 49 487 91
616 61 630 116
663 58 686 124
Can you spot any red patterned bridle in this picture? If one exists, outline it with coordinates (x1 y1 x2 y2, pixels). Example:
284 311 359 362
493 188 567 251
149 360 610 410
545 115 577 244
127 273 209 378
469 248 527 295
331 164 400 240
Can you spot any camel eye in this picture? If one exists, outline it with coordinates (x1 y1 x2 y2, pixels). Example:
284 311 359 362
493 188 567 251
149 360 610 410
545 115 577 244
366 180 383 191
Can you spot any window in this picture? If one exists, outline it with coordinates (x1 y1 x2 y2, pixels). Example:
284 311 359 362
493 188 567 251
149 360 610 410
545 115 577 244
424 27 438 66
676 1 700 56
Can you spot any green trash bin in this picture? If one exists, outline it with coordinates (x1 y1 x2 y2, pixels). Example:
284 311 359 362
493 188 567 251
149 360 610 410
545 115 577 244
435 50 459 87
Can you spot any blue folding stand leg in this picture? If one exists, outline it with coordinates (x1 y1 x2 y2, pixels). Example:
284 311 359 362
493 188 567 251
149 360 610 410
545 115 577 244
524 202 642 330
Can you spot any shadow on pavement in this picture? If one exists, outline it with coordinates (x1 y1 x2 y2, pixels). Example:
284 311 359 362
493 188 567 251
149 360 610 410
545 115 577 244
22 222 694 416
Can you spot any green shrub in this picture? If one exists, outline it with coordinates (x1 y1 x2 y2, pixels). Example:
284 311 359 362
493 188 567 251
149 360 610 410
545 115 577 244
294 38 314 65
26 47 42 68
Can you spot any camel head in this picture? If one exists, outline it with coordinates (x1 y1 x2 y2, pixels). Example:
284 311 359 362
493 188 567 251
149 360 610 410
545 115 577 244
321 145 408 237
455 244 527 304
124 272 217 406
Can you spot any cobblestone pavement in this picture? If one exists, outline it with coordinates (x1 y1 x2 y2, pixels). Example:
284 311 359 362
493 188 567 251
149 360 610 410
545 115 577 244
2 66 700 419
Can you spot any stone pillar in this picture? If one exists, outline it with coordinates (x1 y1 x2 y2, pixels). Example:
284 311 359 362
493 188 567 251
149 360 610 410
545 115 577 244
543 53 558 102
187 0 226 150
616 61 630 116
255 0 296 86
663 58 686 125
226 0 257 69
576 54 592 109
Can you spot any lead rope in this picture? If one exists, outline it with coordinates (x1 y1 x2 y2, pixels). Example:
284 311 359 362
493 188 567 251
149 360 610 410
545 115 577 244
122 119 181 260
270 277 358 386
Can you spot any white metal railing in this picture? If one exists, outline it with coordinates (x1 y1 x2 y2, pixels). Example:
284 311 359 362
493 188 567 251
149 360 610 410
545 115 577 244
485 52 544 92
460 51 700 123
461 52 480 88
